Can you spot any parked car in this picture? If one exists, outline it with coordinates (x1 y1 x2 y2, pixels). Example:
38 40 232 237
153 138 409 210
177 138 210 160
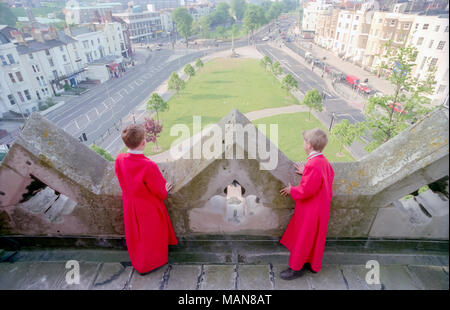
345 75 360 87
388 102 407 114
313 58 324 68
262 36 270 41
358 82 372 94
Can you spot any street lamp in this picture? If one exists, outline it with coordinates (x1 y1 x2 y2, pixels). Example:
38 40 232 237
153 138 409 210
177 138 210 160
329 112 336 131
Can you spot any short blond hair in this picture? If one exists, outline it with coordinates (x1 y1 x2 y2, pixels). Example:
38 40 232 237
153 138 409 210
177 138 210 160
121 124 145 149
302 128 328 152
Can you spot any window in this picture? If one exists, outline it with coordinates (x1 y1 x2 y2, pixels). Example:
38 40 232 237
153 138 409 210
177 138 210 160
355 16 359 20
91 40 94 47
17 91 25 102
49 58 54 66
390 20 396 26
429 58 438 71
83 40 89 48
8 73 16 83
437 41 446 50
428 40 434 48
0 55 6 65
420 57 427 70
6 54 15 64
36 64 40 72
445 26 449 32
7 94 16 105
32 65 37 73
417 37 424 45
52 70 58 79
435 25 440 32
40 76 46 85
97 38 100 44
437 85 447 93
15 71 23 82
28 53 34 59
24 90 31 100
353 25 357 30
45 49 50 56
415 23 419 30
423 24 429 30
36 90 41 100
403 23 410 30
63 55 67 62
59 46 64 52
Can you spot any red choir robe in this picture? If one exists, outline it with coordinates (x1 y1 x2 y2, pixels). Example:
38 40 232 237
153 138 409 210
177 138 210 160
115 152 178 273
280 152 335 272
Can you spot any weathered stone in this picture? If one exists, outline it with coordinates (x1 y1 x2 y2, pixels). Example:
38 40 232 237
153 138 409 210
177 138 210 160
200 265 236 290
340 265 382 290
307 264 349 290
415 190 449 217
271 264 310 290
128 264 168 290
0 262 66 290
379 265 424 290
55 262 101 290
91 263 133 290
0 107 448 239
236 264 272 290
165 265 202 290
369 199 449 239
406 265 449 290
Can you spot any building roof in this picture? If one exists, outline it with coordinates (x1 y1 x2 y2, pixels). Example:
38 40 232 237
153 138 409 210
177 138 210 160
57 31 77 44
69 26 94 37
15 39 66 55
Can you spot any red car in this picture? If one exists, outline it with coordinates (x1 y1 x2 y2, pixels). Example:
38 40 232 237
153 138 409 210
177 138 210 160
358 82 372 94
345 75 360 86
388 102 407 114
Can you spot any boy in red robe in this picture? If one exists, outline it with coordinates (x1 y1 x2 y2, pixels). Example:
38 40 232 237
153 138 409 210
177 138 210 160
114 124 178 275
279 128 335 280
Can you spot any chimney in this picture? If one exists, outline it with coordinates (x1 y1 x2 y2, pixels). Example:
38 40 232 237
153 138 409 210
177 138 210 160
64 26 72 37
10 30 27 46
105 9 113 23
48 26 58 40
31 28 45 43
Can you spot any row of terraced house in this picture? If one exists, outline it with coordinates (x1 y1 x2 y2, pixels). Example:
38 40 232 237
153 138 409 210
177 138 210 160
303 0 449 105
0 11 133 118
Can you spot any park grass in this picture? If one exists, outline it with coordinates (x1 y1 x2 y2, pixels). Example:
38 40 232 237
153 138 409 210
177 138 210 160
144 57 300 155
253 113 354 162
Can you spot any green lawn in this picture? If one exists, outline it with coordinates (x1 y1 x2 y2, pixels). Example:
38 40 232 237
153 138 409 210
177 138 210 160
145 57 300 155
253 113 354 162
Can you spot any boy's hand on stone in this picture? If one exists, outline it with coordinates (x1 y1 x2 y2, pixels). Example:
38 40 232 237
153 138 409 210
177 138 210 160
294 162 305 175
166 183 173 192
280 183 292 196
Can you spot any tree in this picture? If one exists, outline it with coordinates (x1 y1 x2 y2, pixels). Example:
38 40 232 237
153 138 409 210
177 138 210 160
281 74 298 95
362 42 435 152
168 72 185 96
172 8 193 47
271 61 282 76
266 1 283 21
90 144 114 161
260 55 272 71
231 0 247 21
210 2 232 26
243 4 262 41
302 89 323 120
143 117 163 151
0 3 18 27
193 15 211 38
195 58 204 68
146 93 168 122
215 25 226 39
184 63 195 78
330 119 364 157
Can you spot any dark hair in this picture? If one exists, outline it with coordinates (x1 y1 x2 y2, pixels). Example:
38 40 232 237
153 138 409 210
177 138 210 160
121 124 145 149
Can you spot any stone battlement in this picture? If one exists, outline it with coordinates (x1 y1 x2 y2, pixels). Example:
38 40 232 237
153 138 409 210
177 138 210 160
0 108 448 239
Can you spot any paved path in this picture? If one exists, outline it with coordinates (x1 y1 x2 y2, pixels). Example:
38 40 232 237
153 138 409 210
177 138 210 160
0 249 447 290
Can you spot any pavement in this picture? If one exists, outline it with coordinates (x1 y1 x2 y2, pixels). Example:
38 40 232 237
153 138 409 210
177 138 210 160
0 245 448 290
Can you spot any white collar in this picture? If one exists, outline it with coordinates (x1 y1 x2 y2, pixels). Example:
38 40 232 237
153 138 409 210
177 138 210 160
308 151 320 157
128 149 144 154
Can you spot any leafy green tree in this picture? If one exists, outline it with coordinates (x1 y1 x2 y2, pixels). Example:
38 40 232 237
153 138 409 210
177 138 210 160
195 58 204 68
330 119 364 156
271 61 282 76
231 0 247 21
193 15 211 38
302 89 323 120
210 2 231 26
168 72 185 97
90 144 114 161
172 8 193 47
362 42 435 152
281 74 298 96
0 3 18 27
243 4 263 41
146 93 168 122
260 55 272 71
215 25 226 39
266 1 283 21
184 63 195 78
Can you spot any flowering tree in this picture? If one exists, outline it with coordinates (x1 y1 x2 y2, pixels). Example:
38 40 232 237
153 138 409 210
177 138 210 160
143 117 163 151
